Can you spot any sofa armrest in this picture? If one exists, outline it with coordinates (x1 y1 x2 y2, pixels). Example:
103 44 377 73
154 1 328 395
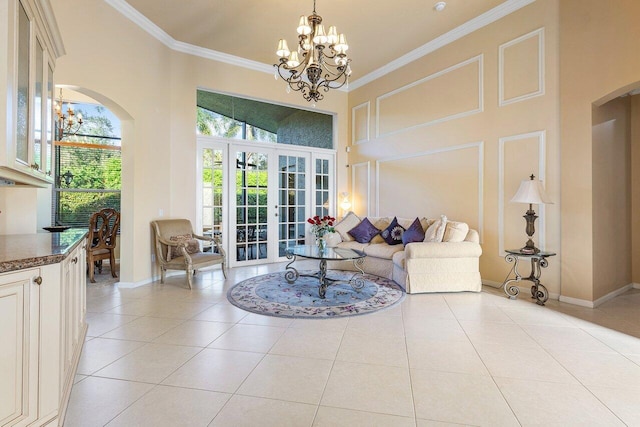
405 241 482 259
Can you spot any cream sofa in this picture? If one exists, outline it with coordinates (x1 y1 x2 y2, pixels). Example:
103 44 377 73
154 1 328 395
325 214 482 294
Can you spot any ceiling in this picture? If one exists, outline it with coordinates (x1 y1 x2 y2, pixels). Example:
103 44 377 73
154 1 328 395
114 0 516 83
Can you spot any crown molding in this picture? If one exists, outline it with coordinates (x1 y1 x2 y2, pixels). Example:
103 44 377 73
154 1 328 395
106 0 535 91
349 0 536 90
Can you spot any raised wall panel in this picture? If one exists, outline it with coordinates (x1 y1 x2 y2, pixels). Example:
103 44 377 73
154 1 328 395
498 131 546 255
375 142 483 236
499 28 544 106
376 55 483 137
352 102 370 144
351 162 371 217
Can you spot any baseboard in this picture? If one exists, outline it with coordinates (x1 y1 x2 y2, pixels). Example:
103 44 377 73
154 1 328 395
634 282 640 289
559 283 635 308
116 267 223 289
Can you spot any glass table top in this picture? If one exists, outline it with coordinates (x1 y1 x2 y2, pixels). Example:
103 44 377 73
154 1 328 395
286 245 366 261
505 249 557 257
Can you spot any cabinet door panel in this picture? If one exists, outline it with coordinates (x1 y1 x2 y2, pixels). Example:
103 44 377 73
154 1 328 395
0 270 37 426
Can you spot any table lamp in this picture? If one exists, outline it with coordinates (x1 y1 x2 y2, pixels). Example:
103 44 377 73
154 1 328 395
510 174 552 254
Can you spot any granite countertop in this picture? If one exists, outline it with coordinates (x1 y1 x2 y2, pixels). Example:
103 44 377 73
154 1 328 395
0 228 88 273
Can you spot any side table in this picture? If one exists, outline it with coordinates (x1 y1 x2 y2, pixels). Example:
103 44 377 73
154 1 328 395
502 249 556 306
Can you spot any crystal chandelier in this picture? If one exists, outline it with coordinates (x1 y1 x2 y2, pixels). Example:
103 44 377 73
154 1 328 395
54 88 83 140
274 0 351 103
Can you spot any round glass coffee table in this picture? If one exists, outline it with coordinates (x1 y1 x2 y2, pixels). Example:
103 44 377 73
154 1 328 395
285 245 366 299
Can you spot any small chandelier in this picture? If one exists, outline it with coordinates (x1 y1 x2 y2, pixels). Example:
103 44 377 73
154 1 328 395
54 88 83 140
274 0 351 103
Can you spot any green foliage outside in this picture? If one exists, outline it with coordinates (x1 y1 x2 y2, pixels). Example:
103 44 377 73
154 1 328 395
56 104 121 227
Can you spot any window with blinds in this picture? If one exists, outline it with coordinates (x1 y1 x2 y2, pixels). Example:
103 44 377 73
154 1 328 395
52 101 121 228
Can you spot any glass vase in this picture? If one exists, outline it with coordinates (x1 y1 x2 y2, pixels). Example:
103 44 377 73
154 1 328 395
316 236 326 252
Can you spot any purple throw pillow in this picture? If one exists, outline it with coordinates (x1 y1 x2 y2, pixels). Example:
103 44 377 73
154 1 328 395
402 217 425 245
347 217 381 243
380 217 405 245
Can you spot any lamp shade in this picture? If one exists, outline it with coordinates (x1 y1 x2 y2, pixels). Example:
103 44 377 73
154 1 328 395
510 178 553 205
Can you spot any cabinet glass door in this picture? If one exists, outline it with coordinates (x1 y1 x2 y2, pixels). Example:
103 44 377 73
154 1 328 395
16 1 30 165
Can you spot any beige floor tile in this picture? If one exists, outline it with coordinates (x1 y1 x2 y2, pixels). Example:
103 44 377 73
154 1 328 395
495 377 625 426
406 338 488 375
162 348 263 393
145 300 214 319
77 337 145 375
588 385 640 426
210 395 317 427
152 320 234 347
448 304 513 323
345 313 405 337
93 343 201 383
237 354 332 404
63 377 154 427
321 361 414 417
73 375 87 384
192 302 250 322
583 327 640 355
337 331 408 367
270 327 344 360
86 295 131 313
521 324 618 353
416 419 475 426
549 348 640 389
104 299 158 316
314 406 416 427
208 323 286 353
105 385 230 427
85 312 139 337
459 320 539 348
100 316 185 341
410 369 518 426
473 341 578 384
404 318 469 342
239 313 296 327
501 305 577 327
290 317 349 333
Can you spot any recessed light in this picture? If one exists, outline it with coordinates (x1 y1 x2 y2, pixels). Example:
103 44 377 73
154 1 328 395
434 1 446 12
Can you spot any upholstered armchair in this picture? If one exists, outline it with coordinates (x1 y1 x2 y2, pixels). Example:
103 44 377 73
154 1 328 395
151 219 227 289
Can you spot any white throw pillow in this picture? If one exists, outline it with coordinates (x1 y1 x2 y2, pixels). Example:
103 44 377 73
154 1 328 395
442 221 469 242
333 212 361 242
325 231 342 247
424 215 448 242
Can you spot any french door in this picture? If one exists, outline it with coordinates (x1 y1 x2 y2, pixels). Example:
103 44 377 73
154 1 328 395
198 138 334 268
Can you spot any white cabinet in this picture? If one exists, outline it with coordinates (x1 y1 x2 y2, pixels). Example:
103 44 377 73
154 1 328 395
0 242 87 427
0 0 64 186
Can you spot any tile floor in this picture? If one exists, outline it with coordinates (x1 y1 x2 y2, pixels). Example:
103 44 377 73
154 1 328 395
65 262 640 426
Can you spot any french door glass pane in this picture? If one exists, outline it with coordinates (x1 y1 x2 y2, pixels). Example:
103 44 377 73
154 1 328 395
278 155 306 256
236 151 268 261
315 158 330 217
202 148 223 252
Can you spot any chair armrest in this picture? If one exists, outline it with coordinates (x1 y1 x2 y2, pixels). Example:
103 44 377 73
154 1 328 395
193 233 226 258
405 241 482 259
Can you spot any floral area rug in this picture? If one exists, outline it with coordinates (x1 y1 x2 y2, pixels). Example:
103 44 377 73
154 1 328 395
227 270 405 319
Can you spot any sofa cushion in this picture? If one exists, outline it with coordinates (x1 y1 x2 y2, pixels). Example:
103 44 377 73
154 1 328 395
443 221 470 243
424 215 448 242
402 217 425 245
337 241 369 252
334 212 361 242
365 243 404 259
370 217 391 244
380 217 405 245
348 217 381 243
392 250 406 269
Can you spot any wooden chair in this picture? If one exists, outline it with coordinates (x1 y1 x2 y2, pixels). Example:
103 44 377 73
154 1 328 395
87 208 120 283
151 219 227 289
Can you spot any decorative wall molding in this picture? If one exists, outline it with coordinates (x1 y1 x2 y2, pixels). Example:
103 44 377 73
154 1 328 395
349 0 535 90
105 0 534 90
499 28 545 106
375 55 484 138
351 161 371 217
352 102 370 145
374 141 484 240
498 130 546 256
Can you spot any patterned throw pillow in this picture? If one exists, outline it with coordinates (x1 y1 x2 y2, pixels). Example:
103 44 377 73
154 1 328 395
167 234 200 261
380 217 405 245
347 217 381 243
401 217 425 245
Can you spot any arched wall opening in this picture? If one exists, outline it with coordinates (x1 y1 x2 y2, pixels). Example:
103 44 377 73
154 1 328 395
56 84 135 284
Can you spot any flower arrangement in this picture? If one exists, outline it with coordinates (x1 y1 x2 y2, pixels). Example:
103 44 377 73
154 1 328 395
307 215 336 239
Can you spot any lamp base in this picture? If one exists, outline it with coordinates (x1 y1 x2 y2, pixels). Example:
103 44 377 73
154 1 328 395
519 239 539 254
